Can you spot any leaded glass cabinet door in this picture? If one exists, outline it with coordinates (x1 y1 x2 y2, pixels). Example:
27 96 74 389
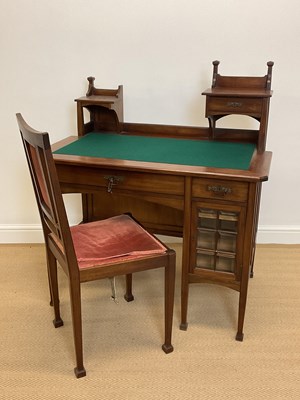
190 201 246 286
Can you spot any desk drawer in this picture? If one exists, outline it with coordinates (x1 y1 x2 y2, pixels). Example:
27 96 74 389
192 178 248 202
206 97 263 116
100 169 184 195
57 164 184 196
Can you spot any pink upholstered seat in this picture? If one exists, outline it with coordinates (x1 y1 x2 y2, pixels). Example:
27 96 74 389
71 215 167 269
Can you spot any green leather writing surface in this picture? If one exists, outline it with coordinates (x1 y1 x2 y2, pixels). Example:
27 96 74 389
54 132 255 170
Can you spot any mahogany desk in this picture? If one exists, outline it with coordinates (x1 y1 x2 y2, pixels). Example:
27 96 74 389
53 129 272 341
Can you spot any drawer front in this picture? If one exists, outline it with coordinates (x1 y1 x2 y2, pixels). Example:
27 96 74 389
206 97 262 116
192 178 248 202
100 169 184 195
57 164 184 196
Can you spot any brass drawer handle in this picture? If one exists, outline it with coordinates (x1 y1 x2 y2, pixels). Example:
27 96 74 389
227 101 242 108
207 185 232 196
104 176 124 193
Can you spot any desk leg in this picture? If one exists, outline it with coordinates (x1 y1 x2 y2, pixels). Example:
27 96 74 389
236 281 248 342
236 183 257 341
236 255 252 341
180 177 192 331
82 193 92 223
236 285 247 341
250 182 262 278
180 271 189 331
162 250 176 353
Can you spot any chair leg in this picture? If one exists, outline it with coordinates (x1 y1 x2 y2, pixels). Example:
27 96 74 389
47 251 63 328
45 246 54 307
162 251 176 354
69 279 86 378
42 229 54 307
124 274 134 302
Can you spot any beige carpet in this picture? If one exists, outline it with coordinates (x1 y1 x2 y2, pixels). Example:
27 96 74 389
1 243 300 399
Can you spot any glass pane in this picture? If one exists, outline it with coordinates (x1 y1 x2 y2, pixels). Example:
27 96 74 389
216 255 235 273
196 252 215 270
197 230 216 250
198 209 217 229
218 232 236 253
219 211 238 232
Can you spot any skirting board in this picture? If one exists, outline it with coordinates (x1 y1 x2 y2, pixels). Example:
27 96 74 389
1 224 300 244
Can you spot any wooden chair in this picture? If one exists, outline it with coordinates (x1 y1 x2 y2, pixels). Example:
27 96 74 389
16 113 176 378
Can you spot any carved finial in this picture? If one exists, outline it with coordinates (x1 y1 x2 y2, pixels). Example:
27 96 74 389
212 60 220 88
86 76 95 96
266 61 274 90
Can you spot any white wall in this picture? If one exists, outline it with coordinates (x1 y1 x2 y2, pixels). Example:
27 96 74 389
1 0 299 243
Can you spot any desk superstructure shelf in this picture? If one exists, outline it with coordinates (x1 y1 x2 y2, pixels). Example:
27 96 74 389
75 76 124 135
202 60 274 152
